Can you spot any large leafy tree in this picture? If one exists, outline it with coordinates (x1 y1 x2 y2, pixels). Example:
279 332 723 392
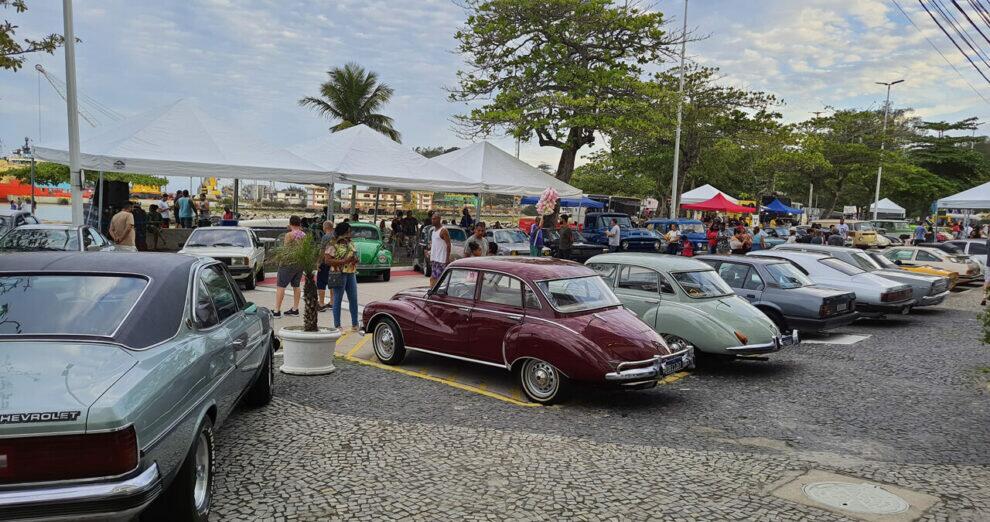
299 62 401 142
1 0 65 71
450 0 680 183
908 117 988 190
4 162 167 187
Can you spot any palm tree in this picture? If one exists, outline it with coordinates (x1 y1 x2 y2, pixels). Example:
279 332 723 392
299 62 401 142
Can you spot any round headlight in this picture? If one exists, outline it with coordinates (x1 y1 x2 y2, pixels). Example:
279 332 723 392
377 253 389 263
231 257 247 266
621 241 629 250
654 241 661 250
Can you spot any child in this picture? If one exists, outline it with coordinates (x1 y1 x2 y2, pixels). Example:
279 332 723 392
488 241 499 256
467 240 482 257
680 235 694 257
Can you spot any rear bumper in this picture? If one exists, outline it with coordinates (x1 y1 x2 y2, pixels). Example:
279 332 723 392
0 464 161 521
785 313 859 332
725 331 800 355
856 299 916 316
916 290 950 307
604 348 695 384
620 241 661 252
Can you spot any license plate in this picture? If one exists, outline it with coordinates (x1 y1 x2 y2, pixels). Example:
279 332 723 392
836 302 848 312
510 251 517 256
662 356 685 375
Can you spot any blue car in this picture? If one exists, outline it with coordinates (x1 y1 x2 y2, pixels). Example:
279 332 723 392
582 212 662 252
646 218 709 251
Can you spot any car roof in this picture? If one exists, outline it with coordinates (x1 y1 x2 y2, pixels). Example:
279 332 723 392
349 221 378 228
695 254 790 266
0 252 201 349
749 250 831 262
775 244 863 254
448 256 593 280
646 218 702 224
13 224 77 231
190 226 251 232
0 209 30 216
587 252 713 271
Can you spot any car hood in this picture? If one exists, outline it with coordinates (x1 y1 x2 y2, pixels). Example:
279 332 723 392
395 287 431 300
0 342 137 436
875 268 940 284
179 245 251 257
617 228 658 240
560 307 670 361
354 239 384 261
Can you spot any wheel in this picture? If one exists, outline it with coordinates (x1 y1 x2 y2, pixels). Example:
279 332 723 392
621 240 629 251
243 337 274 407
760 308 789 333
255 266 265 282
660 334 694 353
146 417 214 521
518 358 568 404
244 271 256 290
382 269 391 282
372 318 406 364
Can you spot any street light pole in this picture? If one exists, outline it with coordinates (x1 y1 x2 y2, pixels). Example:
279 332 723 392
669 0 688 219
872 79 903 221
62 0 84 225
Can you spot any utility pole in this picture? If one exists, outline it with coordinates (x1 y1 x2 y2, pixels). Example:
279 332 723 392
669 0 689 219
62 0 84 225
872 79 904 221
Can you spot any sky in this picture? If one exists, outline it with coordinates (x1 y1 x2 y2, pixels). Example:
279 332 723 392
3 0 990 193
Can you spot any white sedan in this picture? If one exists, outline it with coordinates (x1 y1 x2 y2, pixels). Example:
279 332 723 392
179 226 270 289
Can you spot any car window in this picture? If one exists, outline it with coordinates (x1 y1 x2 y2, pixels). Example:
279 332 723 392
820 257 865 275
587 263 617 285
434 269 477 300
847 252 881 271
765 262 812 288
186 229 252 248
743 268 764 291
917 250 941 262
658 273 675 294
479 272 523 308
194 278 219 328
0 228 80 252
26 215 39 224
536 276 621 312
887 249 913 261
201 266 239 322
222 268 247 310
524 286 542 309
617 265 659 293
969 242 988 255
351 226 381 241
717 263 750 289
670 270 733 298
82 228 95 249
447 228 467 242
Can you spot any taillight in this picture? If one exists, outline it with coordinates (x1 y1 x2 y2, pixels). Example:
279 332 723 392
0 426 138 484
819 304 830 318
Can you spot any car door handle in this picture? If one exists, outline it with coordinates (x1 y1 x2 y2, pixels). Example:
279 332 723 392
505 313 523 320
231 339 246 348
746 294 756 298
643 298 659 304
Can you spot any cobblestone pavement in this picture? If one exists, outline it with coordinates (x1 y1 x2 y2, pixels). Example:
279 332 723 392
212 287 990 520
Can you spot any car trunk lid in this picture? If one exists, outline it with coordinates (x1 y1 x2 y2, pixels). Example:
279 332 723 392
561 307 668 361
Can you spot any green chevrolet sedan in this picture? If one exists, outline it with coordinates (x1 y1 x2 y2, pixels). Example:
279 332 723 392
585 253 797 357
351 222 393 281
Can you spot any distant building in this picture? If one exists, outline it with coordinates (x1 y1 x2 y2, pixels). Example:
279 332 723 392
339 187 406 211
275 188 307 206
411 191 434 210
307 185 329 209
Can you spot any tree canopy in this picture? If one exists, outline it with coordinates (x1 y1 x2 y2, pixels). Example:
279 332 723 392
299 62 401 142
1 1 66 71
4 162 167 188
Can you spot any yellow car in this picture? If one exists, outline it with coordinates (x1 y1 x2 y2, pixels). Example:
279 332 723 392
812 219 879 248
867 251 958 288
882 246 982 284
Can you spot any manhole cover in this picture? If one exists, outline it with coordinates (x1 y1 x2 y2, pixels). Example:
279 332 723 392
803 481 910 514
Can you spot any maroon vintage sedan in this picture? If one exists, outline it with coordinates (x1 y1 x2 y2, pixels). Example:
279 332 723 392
361 257 694 404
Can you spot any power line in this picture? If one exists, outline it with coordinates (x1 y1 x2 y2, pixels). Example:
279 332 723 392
891 0 990 104
956 0 990 48
918 0 990 85
930 0 990 70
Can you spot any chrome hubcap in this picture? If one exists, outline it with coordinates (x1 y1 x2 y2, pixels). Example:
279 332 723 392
524 360 558 399
193 432 210 510
375 323 395 359
662 334 692 352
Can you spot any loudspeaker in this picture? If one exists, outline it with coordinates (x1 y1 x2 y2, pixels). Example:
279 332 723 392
94 180 130 209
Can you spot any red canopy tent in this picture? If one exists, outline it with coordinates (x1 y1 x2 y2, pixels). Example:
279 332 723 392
681 193 755 213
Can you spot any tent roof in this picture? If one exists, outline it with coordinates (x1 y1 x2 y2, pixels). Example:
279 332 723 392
680 184 738 205
764 198 803 214
34 99 327 182
289 125 480 192
937 181 990 209
869 197 905 213
681 193 755 213
519 195 604 208
430 141 582 196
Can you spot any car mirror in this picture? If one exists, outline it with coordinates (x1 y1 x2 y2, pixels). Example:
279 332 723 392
894 259 903 266
243 302 258 314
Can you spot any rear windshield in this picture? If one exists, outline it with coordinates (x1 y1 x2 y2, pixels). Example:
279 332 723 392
820 257 865 275
0 275 147 336
0 229 79 251
186 229 251 248
537 276 620 313
847 252 881 271
765 262 812 289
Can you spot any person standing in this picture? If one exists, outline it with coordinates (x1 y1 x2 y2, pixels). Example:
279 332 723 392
402 211 418 252
459 207 475 229
810 229 824 245
197 194 210 227
156 194 171 228
558 216 574 259
664 224 680 255
147 204 163 250
108 205 136 252
131 202 148 252
428 213 451 286
177 190 194 228
606 218 621 253
913 220 926 245
837 218 849 240
827 226 844 246
391 211 403 249
751 226 768 251
463 221 489 257
172 192 181 226
680 235 694 257
327 221 360 332
316 220 335 312
706 224 719 254
529 216 545 257
273 216 305 317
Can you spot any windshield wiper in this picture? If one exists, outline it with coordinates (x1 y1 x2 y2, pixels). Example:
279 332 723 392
185 243 207 247
210 242 241 247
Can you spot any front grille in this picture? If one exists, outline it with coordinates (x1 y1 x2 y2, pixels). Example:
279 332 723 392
881 288 911 302
214 256 232 265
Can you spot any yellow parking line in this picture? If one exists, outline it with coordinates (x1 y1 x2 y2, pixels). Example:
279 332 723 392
658 371 690 385
341 355 540 408
336 330 353 345
346 334 372 358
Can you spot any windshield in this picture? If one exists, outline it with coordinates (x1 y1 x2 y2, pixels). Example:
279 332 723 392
852 222 876 232
820 257 865 275
537 276 621 313
670 270 733 298
847 252 882 271
492 230 528 243
675 223 704 234
186 229 251 248
602 216 633 228
0 229 79 251
765 262 812 289
447 227 467 242
0 275 147 336
351 227 381 241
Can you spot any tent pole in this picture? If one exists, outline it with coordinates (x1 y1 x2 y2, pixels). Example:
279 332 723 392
233 179 239 216
97 171 103 232
327 183 334 223
373 187 381 223
477 193 483 223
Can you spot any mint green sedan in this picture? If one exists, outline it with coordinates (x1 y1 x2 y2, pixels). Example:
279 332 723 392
586 253 796 357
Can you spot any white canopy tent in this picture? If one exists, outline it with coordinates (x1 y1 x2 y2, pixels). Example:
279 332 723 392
34 99 327 182
868 197 906 217
429 141 582 196
937 181 990 209
680 184 739 205
289 125 481 192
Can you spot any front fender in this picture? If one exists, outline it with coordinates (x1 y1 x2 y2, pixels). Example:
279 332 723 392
503 322 610 383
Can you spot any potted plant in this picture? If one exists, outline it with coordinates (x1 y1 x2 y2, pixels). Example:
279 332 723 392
270 233 339 375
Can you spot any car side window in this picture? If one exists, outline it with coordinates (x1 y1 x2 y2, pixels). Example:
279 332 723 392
27 215 38 224
523 286 542 310
82 228 95 249
194 278 219 328
479 272 523 308
434 269 477 300
917 250 940 262
717 263 750 289
202 266 239 322
617 265 659 293
970 242 988 255
588 263 617 285
888 249 913 261
221 267 247 309
657 273 675 294
743 268 765 291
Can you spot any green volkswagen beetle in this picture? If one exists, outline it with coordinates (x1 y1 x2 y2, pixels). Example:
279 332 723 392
585 253 797 357
351 222 393 281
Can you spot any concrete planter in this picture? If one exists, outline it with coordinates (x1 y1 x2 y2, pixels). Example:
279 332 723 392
278 325 341 375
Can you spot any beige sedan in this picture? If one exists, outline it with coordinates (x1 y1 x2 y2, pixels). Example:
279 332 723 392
882 246 982 283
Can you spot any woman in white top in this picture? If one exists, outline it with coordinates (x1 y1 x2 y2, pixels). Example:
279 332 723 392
429 213 451 286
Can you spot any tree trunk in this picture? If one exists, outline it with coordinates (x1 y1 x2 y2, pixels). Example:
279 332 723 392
303 273 319 332
555 145 579 183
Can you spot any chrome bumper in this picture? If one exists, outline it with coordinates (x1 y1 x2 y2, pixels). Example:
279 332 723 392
917 290 950 307
604 348 695 383
0 464 161 521
725 330 800 355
